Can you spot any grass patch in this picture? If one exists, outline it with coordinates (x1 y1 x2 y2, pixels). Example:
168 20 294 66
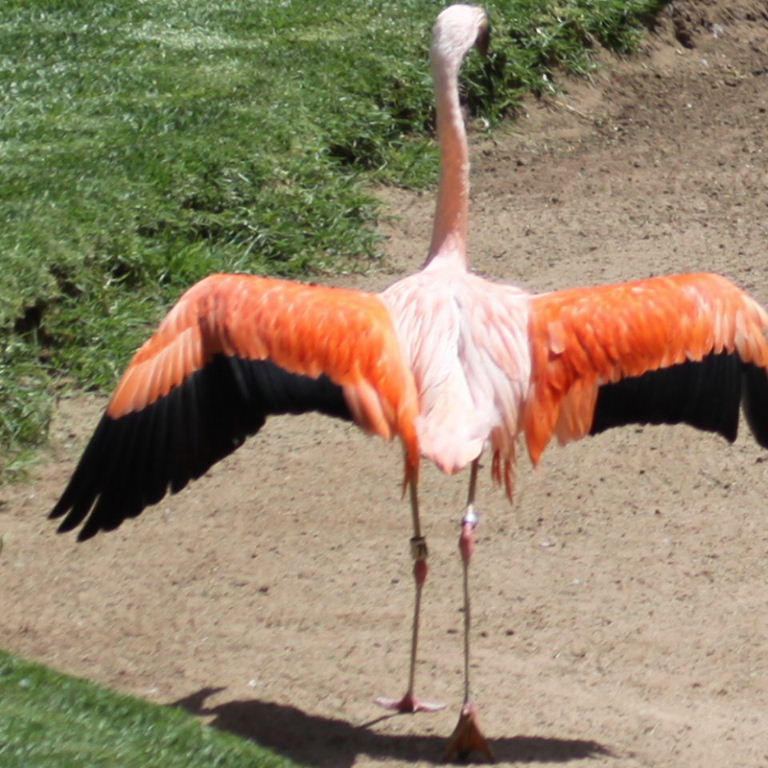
0 0 668 471
0 650 298 768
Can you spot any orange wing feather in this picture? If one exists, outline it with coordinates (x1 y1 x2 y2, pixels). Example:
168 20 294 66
108 273 420 478
524 273 768 463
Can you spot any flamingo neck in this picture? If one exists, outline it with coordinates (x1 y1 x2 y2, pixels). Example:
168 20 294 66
426 59 469 270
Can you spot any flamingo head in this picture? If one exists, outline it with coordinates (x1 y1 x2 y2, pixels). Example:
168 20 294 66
431 4 490 72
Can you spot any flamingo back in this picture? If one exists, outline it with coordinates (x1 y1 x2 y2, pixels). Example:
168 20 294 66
381 266 532 487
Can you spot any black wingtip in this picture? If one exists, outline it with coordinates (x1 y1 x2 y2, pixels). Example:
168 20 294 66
591 353 768 454
48 355 353 539
591 353 744 443
742 364 768 448
76 519 105 542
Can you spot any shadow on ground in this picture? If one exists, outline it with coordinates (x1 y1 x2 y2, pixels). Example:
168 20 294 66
172 688 614 766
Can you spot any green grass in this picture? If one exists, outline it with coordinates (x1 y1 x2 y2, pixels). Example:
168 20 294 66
0 0 668 473
0 650 298 768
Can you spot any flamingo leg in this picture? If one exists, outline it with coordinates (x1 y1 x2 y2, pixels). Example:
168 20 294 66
375 480 445 713
443 459 495 762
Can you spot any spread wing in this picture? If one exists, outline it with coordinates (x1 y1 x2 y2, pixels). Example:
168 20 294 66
525 273 768 463
51 274 419 540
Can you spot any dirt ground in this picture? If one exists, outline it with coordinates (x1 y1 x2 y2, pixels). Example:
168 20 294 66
2 1 768 766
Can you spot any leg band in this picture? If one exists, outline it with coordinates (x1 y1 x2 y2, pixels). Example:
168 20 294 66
410 535 428 561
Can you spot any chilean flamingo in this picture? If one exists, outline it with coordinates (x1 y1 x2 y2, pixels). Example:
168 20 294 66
51 4 768 761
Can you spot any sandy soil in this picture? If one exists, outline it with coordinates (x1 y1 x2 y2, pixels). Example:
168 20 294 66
2 1 768 765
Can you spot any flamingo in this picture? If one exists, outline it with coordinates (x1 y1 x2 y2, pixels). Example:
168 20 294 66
51 3 768 761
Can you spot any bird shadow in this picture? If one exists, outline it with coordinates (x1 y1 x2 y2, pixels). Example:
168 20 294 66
171 688 615 766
